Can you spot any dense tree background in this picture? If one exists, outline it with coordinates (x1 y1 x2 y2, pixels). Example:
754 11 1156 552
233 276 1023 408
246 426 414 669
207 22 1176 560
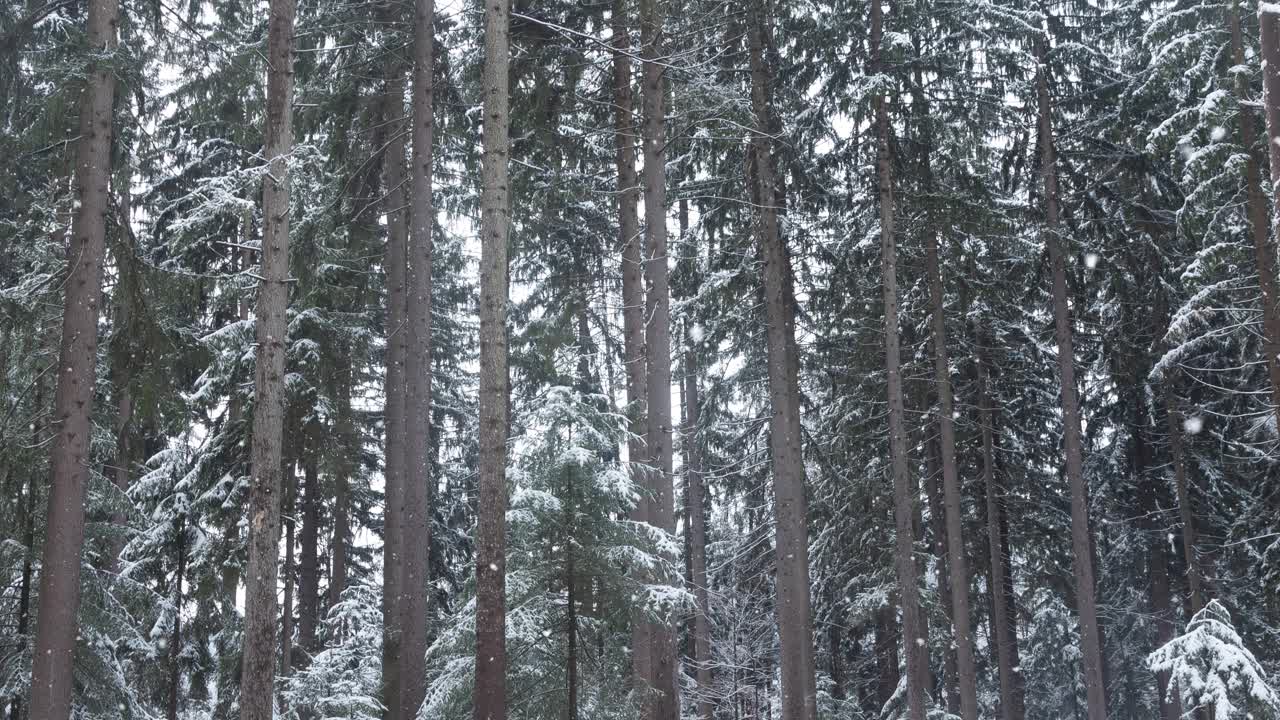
2 0 1280 719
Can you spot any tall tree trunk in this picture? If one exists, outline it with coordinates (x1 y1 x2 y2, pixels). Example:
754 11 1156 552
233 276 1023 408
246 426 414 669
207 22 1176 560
1166 389 1204 613
683 350 713 720
473 0 511 717
612 0 652 703
1242 0 1280 434
401 0 435 714
639 0 679 716
380 65 411 720
26 0 118 710
1035 40 1107 720
168 516 188 720
869 2 928 718
298 424 321 660
923 440 959 716
748 5 817 720
566 481 579 720
978 342 1025 720
924 229 979 720
239 0 295 712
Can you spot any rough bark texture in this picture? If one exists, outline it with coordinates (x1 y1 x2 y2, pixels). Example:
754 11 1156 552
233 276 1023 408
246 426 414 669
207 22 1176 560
748 4 817 720
400 0 435 714
612 0 652 702
26 0 118 712
870 2 928 718
1243 0 1280 434
683 351 713 720
924 229 979 720
473 0 511 717
639 0 679 717
330 365 353 611
1036 41 1108 720
239 0 295 713
380 65 410 720
978 344 1025 720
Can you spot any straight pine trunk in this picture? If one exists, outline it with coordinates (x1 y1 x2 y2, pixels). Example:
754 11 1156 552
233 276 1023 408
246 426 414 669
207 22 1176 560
400 0 435 714
869 2 928 718
923 220 979 720
1166 389 1204 612
379 64 411 720
330 365 353 611
978 343 1025 720
473 0 511 717
282 458 296 680
239 0 295 713
682 351 713 720
26 0 118 711
611 0 652 702
638 0 679 716
1241 0 1280 434
1035 40 1108 720
167 516 187 720
747 5 818 720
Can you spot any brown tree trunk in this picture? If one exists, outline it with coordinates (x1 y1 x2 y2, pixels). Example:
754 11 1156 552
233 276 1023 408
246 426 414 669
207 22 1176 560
401 0 435 714
638 0 679 716
566 485 579 720
239 0 295 713
924 226 979 720
473 0 511 717
1242 0 1280 433
869 2 928 718
923 440 959 716
1166 390 1204 613
978 343 1025 720
26 0 118 711
683 351 713 720
298 425 321 659
612 0 652 703
380 63 411 720
747 5 817 720
1036 40 1108 720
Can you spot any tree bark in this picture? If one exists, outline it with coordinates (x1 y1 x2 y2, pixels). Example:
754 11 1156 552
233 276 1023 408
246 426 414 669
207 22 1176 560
26 0 118 711
978 342 1025 720
380 63 411 720
869 2 928 718
923 440 959 715
683 350 713 720
473 0 511 717
924 227 979 720
239 0 295 713
400 0 435 713
639 0 679 717
1036 40 1108 720
1166 390 1204 613
1243 0 1280 435
612 0 652 703
748 7 818 720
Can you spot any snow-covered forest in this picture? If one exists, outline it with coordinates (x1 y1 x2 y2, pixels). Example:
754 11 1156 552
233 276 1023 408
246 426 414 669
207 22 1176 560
3 0 1280 719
